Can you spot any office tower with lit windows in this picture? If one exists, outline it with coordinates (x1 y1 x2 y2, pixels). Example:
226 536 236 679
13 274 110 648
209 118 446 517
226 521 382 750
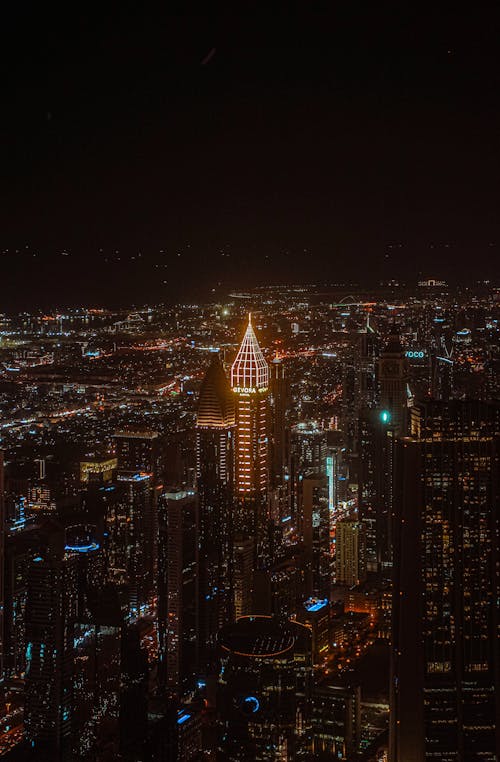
358 407 395 572
269 357 291 522
291 422 327 478
196 353 235 668
298 597 330 665
335 520 366 588
232 535 254 618
217 615 312 760
157 489 198 695
390 400 500 762
311 680 361 760
24 540 78 760
64 524 105 620
72 586 123 761
297 474 330 599
113 430 160 612
110 472 157 614
378 333 409 436
114 429 159 478
291 422 328 530
231 314 270 556
3 524 34 677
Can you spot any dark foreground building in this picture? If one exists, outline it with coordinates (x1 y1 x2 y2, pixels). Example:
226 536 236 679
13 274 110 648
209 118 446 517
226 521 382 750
217 615 312 760
390 401 500 761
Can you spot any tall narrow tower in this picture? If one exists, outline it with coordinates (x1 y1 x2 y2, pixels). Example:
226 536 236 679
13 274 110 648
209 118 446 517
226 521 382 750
196 353 235 667
378 333 409 436
231 315 269 501
231 315 270 571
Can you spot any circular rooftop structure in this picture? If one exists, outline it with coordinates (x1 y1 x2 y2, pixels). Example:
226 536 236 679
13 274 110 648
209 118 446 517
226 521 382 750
65 524 100 554
219 616 308 659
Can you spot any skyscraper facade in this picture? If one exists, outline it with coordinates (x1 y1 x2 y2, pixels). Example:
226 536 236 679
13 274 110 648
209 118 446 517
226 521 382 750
231 315 269 502
231 315 270 565
335 520 366 588
157 489 198 696
196 353 235 667
390 401 500 762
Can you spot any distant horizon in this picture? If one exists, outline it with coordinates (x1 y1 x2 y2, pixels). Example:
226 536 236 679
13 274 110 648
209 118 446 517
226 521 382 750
1 274 498 315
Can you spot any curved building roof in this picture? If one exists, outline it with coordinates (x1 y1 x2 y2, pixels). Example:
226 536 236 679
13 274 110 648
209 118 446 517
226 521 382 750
197 353 235 428
218 615 310 659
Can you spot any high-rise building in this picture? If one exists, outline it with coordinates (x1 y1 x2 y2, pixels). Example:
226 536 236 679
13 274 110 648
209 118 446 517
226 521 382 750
231 314 269 503
196 353 235 668
378 333 409 437
233 535 254 619
157 489 198 696
231 314 270 566
297 474 330 598
3 524 36 677
269 357 290 492
113 430 159 478
291 422 327 478
217 615 312 760
358 407 395 572
24 539 78 760
79 456 118 484
390 401 500 762
72 586 123 761
311 680 361 759
335 520 366 588
111 472 157 614
298 597 330 665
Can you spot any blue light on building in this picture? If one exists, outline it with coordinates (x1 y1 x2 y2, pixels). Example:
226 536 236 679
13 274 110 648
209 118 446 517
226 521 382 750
243 696 260 713
304 598 329 613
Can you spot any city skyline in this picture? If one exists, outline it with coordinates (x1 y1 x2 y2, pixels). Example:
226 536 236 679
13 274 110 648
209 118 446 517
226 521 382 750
1 5 500 761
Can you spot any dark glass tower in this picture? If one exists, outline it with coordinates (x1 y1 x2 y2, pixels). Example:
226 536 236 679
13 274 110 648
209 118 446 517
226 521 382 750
24 539 78 760
196 353 235 668
390 401 500 762
378 333 409 437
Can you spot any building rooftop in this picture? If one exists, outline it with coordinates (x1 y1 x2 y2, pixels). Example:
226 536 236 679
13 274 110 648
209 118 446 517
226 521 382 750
219 615 309 658
231 314 269 391
196 352 235 428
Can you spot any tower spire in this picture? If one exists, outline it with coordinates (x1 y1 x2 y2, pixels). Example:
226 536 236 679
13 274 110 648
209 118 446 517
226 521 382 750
231 317 269 391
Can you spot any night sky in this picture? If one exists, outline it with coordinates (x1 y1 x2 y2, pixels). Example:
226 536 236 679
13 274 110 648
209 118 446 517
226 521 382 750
2 5 500 309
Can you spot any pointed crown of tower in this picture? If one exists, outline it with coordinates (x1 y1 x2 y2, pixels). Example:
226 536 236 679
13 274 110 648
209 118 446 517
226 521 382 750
197 353 235 428
231 313 269 391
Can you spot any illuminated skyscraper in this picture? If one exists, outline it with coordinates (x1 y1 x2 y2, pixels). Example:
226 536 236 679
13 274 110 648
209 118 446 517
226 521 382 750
390 401 500 762
335 520 366 588
231 315 270 568
196 353 235 667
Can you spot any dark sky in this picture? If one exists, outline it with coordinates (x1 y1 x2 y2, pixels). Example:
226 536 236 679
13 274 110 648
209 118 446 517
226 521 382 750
1 4 500 308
